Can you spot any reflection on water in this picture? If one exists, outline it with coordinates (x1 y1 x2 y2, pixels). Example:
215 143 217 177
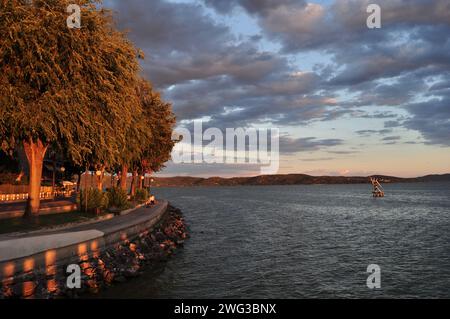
2 262 15 297
1 237 108 298
97 182 450 299
23 258 34 273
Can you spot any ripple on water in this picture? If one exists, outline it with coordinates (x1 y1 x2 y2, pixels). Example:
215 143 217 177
97 183 450 299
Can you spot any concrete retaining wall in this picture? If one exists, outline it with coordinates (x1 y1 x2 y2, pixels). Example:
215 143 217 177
0 201 168 286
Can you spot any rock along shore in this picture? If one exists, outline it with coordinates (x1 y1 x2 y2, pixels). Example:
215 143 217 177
0 205 188 299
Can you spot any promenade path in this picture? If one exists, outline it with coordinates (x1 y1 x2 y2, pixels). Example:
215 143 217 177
0 198 77 220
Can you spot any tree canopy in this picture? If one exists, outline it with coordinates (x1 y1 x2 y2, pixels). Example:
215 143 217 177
0 0 141 164
139 80 176 173
0 0 177 216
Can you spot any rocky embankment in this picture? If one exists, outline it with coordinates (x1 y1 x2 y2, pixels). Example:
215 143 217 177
0 205 188 299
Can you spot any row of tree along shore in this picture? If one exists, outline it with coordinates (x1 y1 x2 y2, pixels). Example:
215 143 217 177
0 1 178 217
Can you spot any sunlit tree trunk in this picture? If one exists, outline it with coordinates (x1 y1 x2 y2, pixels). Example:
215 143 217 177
23 139 48 218
76 171 82 192
51 154 56 199
84 166 89 212
96 166 104 191
138 172 144 189
120 165 128 191
130 169 137 196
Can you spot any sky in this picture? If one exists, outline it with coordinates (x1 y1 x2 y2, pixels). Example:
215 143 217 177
104 0 450 178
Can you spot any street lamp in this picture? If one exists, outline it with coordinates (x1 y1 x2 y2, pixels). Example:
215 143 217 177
149 178 154 193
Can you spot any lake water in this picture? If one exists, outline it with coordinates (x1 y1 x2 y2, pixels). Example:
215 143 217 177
97 182 450 298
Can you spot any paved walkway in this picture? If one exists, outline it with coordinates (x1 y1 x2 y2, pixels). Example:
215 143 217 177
0 200 168 262
0 199 77 219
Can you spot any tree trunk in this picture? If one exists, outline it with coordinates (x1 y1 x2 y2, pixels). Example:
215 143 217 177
119 165 128 191
23 139 48 218
51 155 56 199
130 170 137 196
96 167 104 191
138 173 144 190
96 173 102 191
84 166 89 213
76 171 82 192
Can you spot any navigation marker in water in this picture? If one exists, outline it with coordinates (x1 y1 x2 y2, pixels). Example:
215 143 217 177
370 178 385 197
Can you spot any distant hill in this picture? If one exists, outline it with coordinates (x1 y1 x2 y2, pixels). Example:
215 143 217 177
151 173 450 187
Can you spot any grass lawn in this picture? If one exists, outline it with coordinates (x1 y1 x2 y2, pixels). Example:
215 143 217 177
0 211 108 235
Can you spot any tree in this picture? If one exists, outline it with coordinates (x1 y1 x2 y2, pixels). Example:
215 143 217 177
115 79 176 195
138 79 177 182
0 0 140 217
117 93 150 194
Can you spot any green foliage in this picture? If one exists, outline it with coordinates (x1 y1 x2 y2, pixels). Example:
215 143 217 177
77 188 109 213
137 79 177 173
0 2 177 215
133 188 149 203
106 187 129 210
0 0 141 167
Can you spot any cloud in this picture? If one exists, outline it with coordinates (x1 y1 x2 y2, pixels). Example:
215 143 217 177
301 157 336 162
216 0 450 53
382 135 402 144
156 161 262 177
107 0 336 127
403 98 450 146
280 136 343 154
104 0 450 176
356 129 393 136
203 0 307 15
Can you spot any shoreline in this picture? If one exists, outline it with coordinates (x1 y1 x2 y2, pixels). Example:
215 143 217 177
63 205 188 299
0 204 189 299
151 180 450 188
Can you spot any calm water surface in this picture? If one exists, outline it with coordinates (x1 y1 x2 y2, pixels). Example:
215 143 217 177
97 182 450 298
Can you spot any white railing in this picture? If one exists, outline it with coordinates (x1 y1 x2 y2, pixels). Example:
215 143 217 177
0 190 75 203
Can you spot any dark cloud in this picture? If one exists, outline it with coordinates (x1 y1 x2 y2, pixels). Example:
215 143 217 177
280 136 343 154
384 120 402 128
301 157 336 162
327 150 359 155
157 161 262 177
403 98 450 146
203 0 306 15
216 0 450 53
382 136 402 141
107 0 334 127
203 0 450 145
105 0 449 155
356 129 393 136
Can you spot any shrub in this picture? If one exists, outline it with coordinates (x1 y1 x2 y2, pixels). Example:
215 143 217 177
106 187 129 210
77 188 109 213
133 188 149 203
